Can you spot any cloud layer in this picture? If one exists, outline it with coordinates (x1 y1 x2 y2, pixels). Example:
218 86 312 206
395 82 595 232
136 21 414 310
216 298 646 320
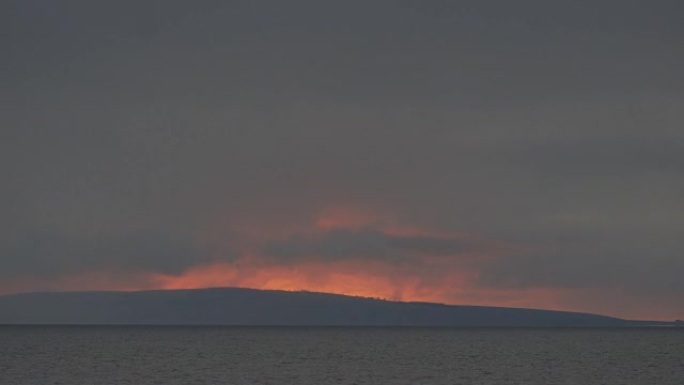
3 1 683 320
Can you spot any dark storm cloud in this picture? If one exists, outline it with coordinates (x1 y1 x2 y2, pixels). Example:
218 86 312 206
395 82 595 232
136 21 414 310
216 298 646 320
477 233 684 296
263 229 475 261
2 0 684 316
0 229 212 279
502 133 684 176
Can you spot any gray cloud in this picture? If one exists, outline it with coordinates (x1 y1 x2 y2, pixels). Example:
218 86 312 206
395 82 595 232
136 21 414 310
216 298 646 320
0 230 212 279
477 225 684 297
263 229 476 261
479 249 684 297
503 132 684 176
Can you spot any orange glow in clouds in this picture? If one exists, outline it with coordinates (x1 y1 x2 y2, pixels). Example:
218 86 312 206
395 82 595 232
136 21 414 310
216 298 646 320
149 206 558 310
3 205 677 320
315 205 379 230
152 206 486 302
154 261 469 304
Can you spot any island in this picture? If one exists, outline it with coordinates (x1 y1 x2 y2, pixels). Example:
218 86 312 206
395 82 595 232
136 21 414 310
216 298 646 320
0 287 675 327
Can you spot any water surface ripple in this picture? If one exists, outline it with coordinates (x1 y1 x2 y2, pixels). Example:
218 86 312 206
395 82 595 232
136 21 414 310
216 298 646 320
1 326 682 385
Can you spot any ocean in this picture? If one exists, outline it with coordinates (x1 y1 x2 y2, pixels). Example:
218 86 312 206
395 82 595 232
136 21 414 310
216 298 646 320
1 326 682 384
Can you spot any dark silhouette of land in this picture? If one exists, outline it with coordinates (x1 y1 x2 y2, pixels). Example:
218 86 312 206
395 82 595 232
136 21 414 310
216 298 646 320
0 287 674 326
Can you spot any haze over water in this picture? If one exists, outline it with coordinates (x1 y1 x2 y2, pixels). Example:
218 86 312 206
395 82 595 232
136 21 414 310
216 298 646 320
2 326 682 385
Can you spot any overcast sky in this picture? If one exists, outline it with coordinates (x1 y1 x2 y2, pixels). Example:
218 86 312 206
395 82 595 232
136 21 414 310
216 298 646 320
3 0 683 320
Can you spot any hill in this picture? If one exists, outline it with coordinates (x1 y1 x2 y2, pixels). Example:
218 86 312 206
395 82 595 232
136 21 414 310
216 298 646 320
0 287 671 326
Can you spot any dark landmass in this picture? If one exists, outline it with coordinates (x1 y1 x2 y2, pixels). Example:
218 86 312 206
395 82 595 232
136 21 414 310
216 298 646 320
0 287 674 327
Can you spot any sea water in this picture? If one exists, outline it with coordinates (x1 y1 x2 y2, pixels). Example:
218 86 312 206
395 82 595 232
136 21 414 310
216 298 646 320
1 326 682 385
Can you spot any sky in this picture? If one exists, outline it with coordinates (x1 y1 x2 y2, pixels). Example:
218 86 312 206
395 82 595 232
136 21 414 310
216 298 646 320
3 0 683 320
